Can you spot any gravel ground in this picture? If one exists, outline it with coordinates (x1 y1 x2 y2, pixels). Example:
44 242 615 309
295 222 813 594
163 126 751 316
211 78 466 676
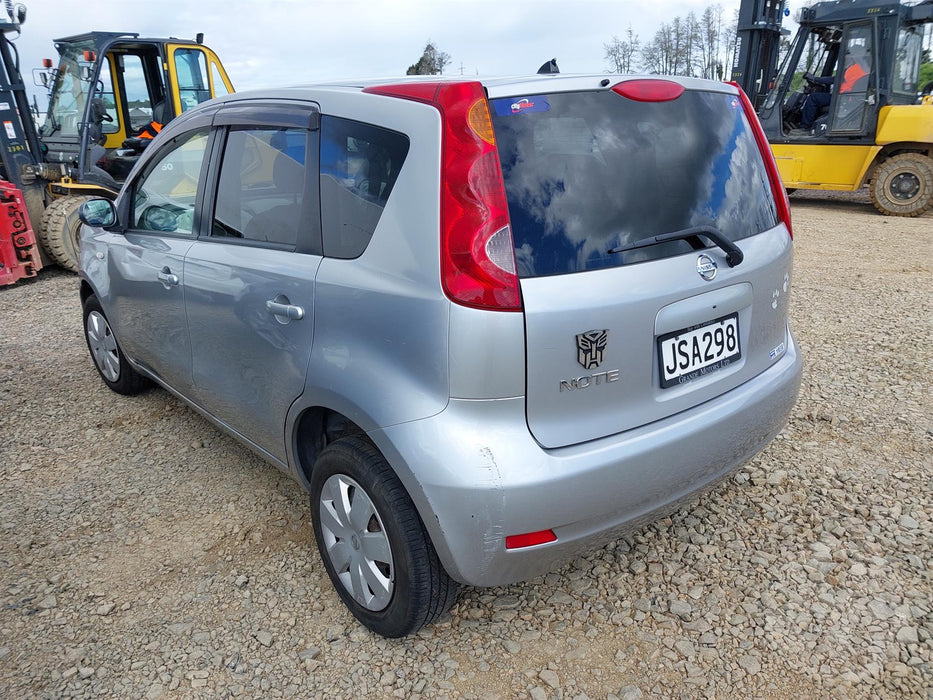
1 193 930 699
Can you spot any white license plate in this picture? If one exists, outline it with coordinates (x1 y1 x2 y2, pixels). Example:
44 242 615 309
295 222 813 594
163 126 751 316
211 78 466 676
657 313 741 388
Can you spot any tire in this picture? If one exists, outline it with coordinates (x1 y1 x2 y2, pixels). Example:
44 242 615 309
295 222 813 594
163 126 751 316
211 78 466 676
38 195 95 272
310 436 459 637
82 294 150 395
869 153 933 217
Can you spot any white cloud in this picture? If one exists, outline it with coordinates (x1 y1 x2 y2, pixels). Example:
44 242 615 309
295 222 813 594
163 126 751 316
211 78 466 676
15 0 740 107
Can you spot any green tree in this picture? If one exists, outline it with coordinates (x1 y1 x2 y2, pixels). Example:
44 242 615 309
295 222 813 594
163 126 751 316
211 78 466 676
406 42 451 76
920 61 933 90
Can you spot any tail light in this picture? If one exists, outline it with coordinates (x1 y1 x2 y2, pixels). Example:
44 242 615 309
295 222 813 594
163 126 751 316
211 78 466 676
612 79 685 102
728 82 793 239
363 81 522 311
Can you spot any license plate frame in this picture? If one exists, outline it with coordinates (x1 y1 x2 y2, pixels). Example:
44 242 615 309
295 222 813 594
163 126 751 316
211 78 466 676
657 313 741 389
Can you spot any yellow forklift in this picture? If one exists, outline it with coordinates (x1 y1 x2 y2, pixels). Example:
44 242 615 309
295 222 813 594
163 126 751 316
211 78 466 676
732 0 933 216
0 3 233 283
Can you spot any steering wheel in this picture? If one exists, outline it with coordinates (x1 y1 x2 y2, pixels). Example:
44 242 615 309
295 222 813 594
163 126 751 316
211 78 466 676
101 112 113 122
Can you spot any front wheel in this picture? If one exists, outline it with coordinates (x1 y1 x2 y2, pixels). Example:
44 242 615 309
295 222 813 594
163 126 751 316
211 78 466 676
869 153 933 217
310 436 459 637
82 294 150 395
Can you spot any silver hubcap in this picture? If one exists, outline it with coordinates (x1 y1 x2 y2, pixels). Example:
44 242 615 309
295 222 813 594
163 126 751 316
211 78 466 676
319 474 394 611
86 310 120 382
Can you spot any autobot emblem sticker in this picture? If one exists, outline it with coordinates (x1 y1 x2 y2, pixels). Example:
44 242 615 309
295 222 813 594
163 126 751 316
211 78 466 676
576 329 609 369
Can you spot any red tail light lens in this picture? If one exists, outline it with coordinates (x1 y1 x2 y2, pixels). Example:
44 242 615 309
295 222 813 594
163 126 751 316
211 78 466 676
505 529 557 550
612 79 685 102
363 81 522 311
728 82 793 239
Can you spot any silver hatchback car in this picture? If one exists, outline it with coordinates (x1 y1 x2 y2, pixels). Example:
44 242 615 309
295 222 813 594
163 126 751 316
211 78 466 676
78 74 802 637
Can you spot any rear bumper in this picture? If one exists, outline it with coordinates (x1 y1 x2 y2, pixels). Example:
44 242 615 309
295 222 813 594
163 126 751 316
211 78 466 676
370 329 802 587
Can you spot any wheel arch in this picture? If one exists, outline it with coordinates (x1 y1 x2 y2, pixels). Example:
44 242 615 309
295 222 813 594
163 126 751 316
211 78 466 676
288 402 461 582
861 142 932 186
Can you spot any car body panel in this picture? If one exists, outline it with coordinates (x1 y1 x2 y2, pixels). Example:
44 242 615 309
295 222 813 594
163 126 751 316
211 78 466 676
370 329 801 586
521 224 793 448
184 242 321 461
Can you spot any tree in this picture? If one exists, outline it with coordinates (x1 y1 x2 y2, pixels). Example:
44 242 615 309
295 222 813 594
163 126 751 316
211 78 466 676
605 27 640 74
406 41 451 76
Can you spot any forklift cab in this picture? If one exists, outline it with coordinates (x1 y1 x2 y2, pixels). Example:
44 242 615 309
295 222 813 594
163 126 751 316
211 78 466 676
37 32 233 195
757 1 927 145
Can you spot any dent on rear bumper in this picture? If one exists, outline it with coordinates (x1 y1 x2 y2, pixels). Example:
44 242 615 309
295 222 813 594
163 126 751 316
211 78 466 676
369 330 802 588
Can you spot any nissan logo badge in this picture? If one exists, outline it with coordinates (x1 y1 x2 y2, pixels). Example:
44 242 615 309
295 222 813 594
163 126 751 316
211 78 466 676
697 254 717 281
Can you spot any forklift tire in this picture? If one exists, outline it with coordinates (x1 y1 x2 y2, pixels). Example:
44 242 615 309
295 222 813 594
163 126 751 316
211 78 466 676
38 195 95 272
869 153 933 217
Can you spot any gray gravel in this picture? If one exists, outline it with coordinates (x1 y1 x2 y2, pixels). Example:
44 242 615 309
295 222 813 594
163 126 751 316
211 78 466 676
1 193 930 699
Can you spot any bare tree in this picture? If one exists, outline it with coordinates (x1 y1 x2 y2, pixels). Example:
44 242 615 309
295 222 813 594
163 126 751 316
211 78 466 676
407 41 451 76
605 27 640 73
699 5 724 79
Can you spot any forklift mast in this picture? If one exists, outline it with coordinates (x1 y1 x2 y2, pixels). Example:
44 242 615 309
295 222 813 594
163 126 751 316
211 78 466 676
0 7 43 192
731 0 789 108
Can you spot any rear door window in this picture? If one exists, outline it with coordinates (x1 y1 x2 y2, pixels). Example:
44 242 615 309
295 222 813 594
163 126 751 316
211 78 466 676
489 89 778 277
320 116 409 259
211 127 309 248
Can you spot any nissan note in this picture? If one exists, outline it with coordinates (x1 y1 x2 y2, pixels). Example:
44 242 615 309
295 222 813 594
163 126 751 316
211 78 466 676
78 74 803 637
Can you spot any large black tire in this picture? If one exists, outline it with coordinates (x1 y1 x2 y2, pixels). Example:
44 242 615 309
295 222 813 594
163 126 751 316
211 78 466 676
869 153 933 217
310 436 459 637
82 294 150 395
38 195 95 272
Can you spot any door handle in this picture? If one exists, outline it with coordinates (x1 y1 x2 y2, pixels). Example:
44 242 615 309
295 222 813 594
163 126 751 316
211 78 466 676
266 298 304 321
158 268 179 288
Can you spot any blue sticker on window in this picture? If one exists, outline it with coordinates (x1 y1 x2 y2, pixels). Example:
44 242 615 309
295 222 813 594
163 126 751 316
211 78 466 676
492 96 551 116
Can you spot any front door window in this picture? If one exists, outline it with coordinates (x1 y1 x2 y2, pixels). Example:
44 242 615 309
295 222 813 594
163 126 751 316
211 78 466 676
132 129 210 234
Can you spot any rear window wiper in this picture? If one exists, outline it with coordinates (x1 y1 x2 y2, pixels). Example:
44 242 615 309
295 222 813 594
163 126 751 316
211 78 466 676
608 226 744 267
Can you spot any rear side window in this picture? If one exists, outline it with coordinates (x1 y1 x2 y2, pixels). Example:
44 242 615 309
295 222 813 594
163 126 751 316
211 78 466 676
320 116 409 259
212 127 308 248
490 89 778 277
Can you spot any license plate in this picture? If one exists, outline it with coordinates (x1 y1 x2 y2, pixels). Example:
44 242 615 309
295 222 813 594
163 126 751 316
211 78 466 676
657 313 741 388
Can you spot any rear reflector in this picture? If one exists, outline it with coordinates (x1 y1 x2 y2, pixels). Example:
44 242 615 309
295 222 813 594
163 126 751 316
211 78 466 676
728 82 793 239
505 529 557 550
364 80 521 311
612 79 685 102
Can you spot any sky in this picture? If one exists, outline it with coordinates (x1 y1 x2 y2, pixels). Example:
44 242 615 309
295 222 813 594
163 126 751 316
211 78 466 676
12 0 746 108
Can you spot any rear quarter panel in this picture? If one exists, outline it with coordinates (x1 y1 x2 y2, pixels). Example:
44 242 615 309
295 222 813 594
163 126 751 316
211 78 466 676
287 91 450 433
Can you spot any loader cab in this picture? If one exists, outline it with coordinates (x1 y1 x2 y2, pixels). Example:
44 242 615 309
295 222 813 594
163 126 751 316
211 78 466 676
37 32 233 196
757 0 925 145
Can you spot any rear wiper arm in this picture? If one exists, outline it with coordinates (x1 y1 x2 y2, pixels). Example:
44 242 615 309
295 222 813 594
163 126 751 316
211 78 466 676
608 226 744 267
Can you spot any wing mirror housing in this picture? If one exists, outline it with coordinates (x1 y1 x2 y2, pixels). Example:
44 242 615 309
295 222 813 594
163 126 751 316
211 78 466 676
78 198 117 228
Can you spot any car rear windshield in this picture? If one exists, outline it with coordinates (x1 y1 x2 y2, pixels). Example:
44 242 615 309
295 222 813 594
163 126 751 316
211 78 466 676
489 88 778 277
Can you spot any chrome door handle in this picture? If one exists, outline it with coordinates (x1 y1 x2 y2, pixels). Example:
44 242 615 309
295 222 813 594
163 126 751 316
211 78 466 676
158 269 179 287
266 299 304 321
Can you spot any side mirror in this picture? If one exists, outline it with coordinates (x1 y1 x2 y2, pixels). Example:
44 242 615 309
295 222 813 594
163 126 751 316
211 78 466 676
79 198 117 228
32 68 51 88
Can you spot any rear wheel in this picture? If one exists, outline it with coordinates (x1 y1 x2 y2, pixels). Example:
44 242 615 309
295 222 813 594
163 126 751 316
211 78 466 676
869 153 933 217
82 294 150 395
310 436 459 637
38 195 95 271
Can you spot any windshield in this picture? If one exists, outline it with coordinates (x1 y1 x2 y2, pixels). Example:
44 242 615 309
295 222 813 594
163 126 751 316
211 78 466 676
40 39 96 138
489 88 778 278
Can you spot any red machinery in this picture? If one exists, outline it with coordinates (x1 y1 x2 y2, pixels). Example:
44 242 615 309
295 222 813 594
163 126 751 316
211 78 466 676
0 180 42 286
